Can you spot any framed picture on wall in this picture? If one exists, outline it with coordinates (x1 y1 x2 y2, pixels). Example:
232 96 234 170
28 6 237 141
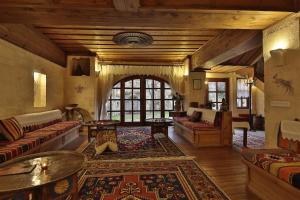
193 79 202 90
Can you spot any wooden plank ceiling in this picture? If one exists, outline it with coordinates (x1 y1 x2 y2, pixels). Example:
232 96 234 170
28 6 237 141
36 26 221 62
0 0 296 64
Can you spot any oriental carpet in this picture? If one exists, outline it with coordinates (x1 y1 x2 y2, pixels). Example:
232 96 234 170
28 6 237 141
80 127 186 161
78 159 230 200
233 129 265 151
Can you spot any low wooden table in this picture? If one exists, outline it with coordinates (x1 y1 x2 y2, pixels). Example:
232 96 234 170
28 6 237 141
83 120 120 142
146 118 173 137
0 151 84 200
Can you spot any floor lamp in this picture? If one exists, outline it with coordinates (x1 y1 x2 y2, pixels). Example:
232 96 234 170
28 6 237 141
245 78 255 130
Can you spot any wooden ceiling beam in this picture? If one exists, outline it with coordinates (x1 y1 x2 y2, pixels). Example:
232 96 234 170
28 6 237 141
191 30 262 69
0 24 66 66
0 6 290 29
113 0 140 12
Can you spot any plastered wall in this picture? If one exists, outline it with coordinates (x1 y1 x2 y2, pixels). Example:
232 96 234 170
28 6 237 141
263 14 300 147
0 38 65 118
64 56 98 119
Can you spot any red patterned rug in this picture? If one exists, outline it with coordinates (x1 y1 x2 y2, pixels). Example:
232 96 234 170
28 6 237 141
233 130 265 151
80 127 186 161
78 159 230 200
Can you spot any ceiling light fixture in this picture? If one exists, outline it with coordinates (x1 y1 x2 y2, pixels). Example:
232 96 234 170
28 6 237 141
113 32 153 47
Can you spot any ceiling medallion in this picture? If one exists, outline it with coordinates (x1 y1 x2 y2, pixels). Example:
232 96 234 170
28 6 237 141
113 32 153 47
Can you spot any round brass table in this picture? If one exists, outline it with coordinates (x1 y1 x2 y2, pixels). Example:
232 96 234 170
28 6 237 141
0 151 84 200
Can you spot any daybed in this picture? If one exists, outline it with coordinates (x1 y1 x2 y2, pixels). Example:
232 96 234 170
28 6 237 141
173 107 232 147
0 110 81 163
242 120 300 200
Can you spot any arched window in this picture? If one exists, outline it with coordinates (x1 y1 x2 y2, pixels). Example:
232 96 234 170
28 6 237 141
106 76 174 124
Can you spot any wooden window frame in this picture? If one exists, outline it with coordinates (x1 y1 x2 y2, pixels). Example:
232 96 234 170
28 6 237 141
106 75 174 125
206 78 229 111
236 78 250 109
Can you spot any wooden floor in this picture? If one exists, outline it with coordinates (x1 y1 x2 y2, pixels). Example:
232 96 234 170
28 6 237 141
63 126 260 200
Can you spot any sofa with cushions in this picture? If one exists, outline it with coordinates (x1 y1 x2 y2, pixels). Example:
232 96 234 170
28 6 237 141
242 120 300 200
173 107 232 147
0 110 81 163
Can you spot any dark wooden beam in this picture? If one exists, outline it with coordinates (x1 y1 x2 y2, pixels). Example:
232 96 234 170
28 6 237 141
0 24 66 66
191 30 262 69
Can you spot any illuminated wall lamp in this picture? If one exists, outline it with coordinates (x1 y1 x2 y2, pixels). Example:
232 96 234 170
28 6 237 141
270 49 286 67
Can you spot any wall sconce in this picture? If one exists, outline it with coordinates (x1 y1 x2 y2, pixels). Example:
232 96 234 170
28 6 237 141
204 80 208 85
270 49 286 67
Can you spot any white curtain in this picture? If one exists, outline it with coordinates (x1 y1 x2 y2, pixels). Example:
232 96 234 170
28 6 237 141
97 64 185 119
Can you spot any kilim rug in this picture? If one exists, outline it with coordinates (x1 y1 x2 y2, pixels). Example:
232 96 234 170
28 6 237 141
78 159 230 200
79 127 186 161
233 129 265 151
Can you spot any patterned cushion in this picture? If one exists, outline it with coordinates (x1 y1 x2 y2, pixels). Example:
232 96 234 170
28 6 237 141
25 130 59 144
95 130 118 154
241 148 300 189
0 137 40 163
0 118 24 142
278 133 300 154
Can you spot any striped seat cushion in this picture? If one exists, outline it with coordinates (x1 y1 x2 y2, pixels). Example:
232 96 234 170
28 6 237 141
39 121 81 134
0 118 24 142
25 130 59 144
0 137 40 163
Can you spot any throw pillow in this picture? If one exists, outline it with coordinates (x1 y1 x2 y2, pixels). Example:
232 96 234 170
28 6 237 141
189 111 202 122
94 129 118 154
0 118 24 142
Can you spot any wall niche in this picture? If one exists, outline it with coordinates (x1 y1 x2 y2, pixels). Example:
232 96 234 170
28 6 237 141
71 58 90 76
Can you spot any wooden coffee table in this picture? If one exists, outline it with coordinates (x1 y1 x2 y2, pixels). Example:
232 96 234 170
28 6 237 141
83 120 120 142
0 151 84 200
146 118 173 137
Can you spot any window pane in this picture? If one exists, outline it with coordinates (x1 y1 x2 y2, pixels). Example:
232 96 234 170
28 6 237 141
165 100 173 110
153 80 161 88
154 89 161 99
218 92 226 102
165 111 170 118
107 112 111 119
154 111 161 118
132 89 140 99
146 79 153 88
154 100 161 110
165 83 171 89
146 89 153 99
114 82 121 88
133 100 140 111
237 99 242 107
208 82 216 91
111 100 120 111
133 112 140 122
111 112 120 121
125 112 132 122
146 100 153 110
125 100 132 111
111 89 120 99
217 82 226 91
165 89 173 99
242 99 248 107
208 92 217 102
125 80 132 88
146 111 153 119
125 89 132 99
106 101 110 111
133 79 140 88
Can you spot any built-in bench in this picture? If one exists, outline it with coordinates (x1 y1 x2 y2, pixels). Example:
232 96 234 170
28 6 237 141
173 107 232 147
242 120 300 200
0 110 81 163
